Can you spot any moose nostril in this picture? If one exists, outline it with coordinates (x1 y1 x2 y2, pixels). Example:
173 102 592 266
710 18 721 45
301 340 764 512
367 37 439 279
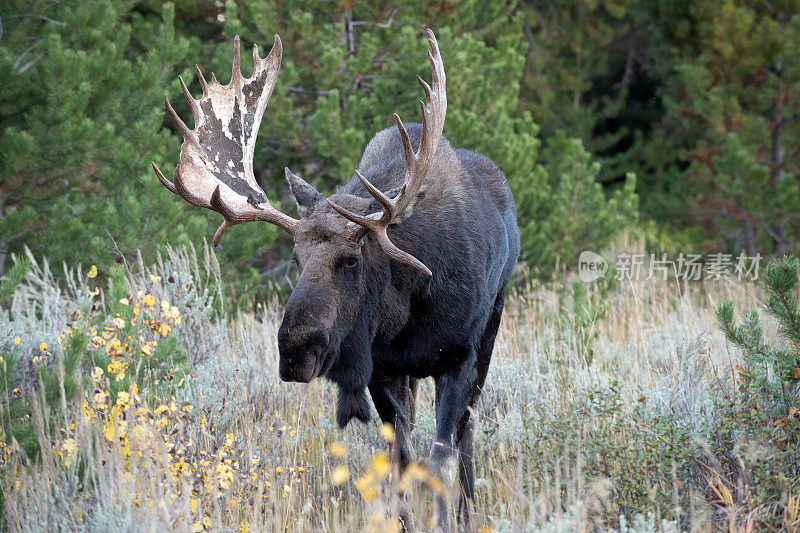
306 330 329 352
278 325 329 355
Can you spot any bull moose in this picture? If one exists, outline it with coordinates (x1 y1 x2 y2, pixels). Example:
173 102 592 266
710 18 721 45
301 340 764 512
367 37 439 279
152 29 519 531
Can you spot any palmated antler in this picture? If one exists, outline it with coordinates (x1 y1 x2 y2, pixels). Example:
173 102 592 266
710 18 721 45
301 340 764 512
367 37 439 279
152 35 298 246
327 29 446 277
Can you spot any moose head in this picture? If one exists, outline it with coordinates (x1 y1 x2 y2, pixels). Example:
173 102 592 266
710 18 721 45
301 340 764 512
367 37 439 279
152 30 446 403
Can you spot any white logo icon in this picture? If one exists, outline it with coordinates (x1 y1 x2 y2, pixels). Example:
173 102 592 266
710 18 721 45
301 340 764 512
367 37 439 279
578 251 607 282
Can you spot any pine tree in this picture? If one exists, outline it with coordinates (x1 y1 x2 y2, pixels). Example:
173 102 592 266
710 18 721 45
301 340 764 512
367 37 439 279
518 0 656 189
652 0 800 255
217 0 638 276
2 0 638 287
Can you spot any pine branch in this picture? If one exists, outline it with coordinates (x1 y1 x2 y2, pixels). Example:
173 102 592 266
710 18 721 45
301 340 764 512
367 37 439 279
0 256 30 306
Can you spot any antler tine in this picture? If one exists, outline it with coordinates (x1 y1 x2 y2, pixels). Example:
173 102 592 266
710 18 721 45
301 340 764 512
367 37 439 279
151 162 177 194
232 35 243 83
374 230 432 276
213 221 233 248
327 199 378 229
164 94 196 143
393 114 415 170
195 64 209 96
417 75 432 102
355 170 394 221
178 75 201 117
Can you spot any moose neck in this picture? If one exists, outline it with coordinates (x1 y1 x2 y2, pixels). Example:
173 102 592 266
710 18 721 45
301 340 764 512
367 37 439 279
323 254 387 427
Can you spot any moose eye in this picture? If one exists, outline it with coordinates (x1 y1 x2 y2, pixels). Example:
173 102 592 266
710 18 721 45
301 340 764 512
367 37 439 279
341 255 359 269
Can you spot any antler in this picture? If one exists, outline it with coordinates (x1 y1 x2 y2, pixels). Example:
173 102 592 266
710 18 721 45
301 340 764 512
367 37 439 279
327 29 446 277
152 35 298 246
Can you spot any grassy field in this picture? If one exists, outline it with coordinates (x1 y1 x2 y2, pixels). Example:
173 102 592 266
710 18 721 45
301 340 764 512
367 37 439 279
0 243 798 532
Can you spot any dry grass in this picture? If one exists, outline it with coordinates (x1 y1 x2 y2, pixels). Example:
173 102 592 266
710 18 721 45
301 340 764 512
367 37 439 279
0 243 797 532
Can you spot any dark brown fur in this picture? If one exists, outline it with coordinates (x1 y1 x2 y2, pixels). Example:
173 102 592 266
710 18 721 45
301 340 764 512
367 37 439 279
278 123 519 530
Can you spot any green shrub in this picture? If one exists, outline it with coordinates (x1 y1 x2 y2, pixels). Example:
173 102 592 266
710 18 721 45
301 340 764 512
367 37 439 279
715 255 800 523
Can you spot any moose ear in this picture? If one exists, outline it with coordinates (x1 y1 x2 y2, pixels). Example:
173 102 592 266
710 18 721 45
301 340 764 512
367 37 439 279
285 167 322 217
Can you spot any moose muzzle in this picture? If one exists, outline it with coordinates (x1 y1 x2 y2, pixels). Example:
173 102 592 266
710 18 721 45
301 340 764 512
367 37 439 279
277 323 329 383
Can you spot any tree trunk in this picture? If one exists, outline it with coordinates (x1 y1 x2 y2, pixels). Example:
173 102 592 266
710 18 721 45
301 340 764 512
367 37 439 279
0 187 5 278
769 75 790 255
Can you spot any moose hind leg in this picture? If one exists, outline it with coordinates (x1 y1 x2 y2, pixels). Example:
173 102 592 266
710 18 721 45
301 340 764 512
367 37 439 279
457 291 505 528
431 347 478 533
456 412 476 529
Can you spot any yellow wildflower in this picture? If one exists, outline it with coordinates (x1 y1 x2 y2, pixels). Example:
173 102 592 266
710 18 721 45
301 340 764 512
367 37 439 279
112 317 125 329
398 462 430 493
371 453 391 477
331 466 349 485
380 423 395 442
356 474 377 501
157 323 172 337
107 359 128 381
117 391 130 406
39 342 48 352
94 390 109 410
87 265 98 278
83 400 97 419
13 337 20 346
217 462 234 489
240 522 250 532
142 294 155 307
61 438 76 467
105 338 123 356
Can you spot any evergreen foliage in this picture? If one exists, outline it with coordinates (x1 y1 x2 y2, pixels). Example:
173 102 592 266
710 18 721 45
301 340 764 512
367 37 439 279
1 0 637 292
715 255 800 515
717 256 800 414
641 0 800 252
0 258 29 307
6 0 799 292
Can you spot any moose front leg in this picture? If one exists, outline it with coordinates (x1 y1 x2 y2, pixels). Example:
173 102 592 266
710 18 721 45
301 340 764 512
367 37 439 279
368 374 416 469
431 350 478 533
369 373 417 531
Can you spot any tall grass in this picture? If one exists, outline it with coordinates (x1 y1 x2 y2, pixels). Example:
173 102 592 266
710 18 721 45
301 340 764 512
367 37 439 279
0 244 797 532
